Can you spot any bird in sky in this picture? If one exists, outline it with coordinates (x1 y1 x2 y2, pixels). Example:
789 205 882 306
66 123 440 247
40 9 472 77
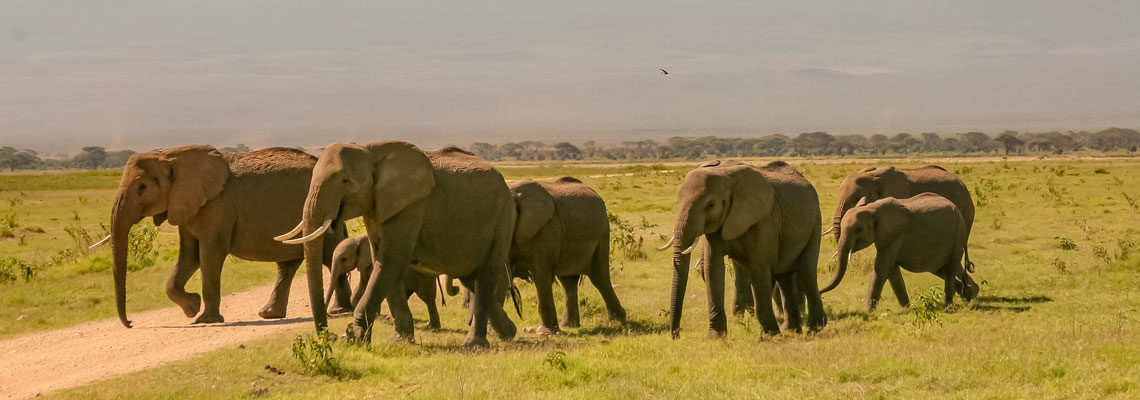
659 68 669 75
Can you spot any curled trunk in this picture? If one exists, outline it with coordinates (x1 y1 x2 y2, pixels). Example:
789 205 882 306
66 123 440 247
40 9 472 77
820 237 849 294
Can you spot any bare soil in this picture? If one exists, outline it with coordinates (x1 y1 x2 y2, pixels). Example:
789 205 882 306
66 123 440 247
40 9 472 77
0 278 316 399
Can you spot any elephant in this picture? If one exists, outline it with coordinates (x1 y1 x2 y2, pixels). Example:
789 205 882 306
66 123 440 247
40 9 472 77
91 145 351 328
275 142 517 347
820 193 979 312
663 160 825 338
508 177 626 335
325 234 446 330
828 166 974 257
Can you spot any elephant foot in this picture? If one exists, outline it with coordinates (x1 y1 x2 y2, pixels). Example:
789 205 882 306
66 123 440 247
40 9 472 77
463 335 490 348
494 320 517 341
391 333 416 345
561 319 581 329
258 304 287 319
346 322 371 344
425 322 441 331
707 329 727 339
610 308 627 323
807 315 828 332
192 312 224 324
176 293 202 318
535 325 564 336
326 305 352 316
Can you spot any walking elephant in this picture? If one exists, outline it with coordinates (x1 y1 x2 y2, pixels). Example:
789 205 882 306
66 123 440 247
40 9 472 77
662 160 825 338
821 193 979 311
508 177 626 335
91 145 351 328
325 234 446 329
828 166 974 251
275 142 516 347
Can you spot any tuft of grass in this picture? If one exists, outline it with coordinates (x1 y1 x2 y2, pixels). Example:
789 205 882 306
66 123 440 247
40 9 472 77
1057 237 1077 250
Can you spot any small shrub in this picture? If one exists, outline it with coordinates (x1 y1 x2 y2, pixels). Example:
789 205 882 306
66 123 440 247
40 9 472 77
608 212 647 261
1093 245 1111 264
1094 168 1109 174
1111 177 1124 186
1123 193 1139 214
0 257 37 283
0 210 17 238
1057 237 1077 250
911 287 944 331
291 329 348 379
1052 258 1069 274
544 349 568 371
1116 239 1136 261
127 224 159 271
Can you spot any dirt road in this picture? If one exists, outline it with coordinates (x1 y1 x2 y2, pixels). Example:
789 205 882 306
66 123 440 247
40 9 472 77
0 278 316 399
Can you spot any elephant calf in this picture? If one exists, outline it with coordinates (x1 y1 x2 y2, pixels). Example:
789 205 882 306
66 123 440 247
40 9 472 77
821 192 979 312
326 234 445 329
509 177 626 335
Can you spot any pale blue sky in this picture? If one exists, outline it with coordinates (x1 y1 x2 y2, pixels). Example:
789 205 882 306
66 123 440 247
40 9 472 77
1 1 1138 153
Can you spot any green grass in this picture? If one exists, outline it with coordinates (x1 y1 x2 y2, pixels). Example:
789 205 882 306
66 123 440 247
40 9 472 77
9 158 1140 398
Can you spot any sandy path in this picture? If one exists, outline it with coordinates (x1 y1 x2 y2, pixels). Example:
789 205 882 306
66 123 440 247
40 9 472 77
0 278 318 399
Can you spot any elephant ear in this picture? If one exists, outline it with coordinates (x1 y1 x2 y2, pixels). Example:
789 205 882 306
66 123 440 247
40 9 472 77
512 182 556 245
367 141 436 223
721 166 775 241
162 145 229 225
871 198 906 244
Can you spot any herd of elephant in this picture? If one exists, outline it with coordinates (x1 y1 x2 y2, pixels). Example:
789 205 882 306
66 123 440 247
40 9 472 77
89 141 980 347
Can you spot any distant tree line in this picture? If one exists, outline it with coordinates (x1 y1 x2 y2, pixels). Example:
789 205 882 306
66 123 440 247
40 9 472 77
0 144 253 172
466 128 1140 161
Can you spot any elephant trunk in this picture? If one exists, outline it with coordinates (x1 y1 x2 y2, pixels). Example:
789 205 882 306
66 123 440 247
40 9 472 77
110 192 136 328
296 183 341 332
441 275 460 297
669 211 700 339
820 235 850 294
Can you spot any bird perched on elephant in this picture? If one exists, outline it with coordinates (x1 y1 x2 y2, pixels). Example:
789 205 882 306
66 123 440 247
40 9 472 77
325 234 447 330
91 145 351 328
821 193 979 311
827 166 974 251
508 177 626 335
662 160 825 338
275 142 517 347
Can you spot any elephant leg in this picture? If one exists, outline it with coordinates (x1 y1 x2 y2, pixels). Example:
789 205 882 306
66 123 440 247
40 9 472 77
941 263 965 307
321 228 353 313
731 258 754 315
350 270 369 308
478 218 517 344
259 260 300 319
416 277 441 330
166 230 201 318
327 273 353 315
865 243 899 313
703 245 728 338
587 244 626 323
887 268 909 308
385 278 416 342
559 275 581 329
350 215 419 344
775 274 802 333
793 230 825 331
748 266 780 335
193 241 228 324
533 271 562 335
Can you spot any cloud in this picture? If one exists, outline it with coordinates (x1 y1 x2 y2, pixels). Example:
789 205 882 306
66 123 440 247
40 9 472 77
790 66 899 79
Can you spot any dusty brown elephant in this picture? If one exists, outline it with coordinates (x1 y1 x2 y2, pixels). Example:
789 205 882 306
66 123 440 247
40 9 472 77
508 177 626 335
275 142 516 347
827 165 974 250
91 145 351 328
662 160 825 338
325 234 447 329
822 193 979 311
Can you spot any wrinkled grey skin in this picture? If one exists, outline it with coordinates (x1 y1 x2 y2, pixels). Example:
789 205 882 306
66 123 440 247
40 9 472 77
283 142 516 347
822 193 979 311
831 166 974 247
508 177 626 335
668 160 826 339
325 234 445 329
106 145 349 328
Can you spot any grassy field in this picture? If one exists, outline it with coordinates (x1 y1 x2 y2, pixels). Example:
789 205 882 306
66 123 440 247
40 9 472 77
4 157 1140 398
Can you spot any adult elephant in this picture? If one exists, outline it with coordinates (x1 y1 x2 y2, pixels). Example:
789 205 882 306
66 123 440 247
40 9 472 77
827 166 973 249
276 142 517 347
509 177 626 335
91 145 350 328
662 160 825 338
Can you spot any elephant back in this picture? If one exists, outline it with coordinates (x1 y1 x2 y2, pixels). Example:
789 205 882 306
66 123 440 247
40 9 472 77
225 147 317 177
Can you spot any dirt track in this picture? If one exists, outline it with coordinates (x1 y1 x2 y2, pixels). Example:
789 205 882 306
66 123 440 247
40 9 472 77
0 278 315 399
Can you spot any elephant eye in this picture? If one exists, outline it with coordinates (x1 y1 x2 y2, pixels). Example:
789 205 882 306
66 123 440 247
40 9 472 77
138 183 147 193
342 178 350 184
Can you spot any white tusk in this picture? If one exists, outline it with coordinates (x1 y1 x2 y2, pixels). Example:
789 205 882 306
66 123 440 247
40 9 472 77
832 251 839 259
282 219 332 245
656 236 676 251
88 234 112 250
680 240 699 255
274 221 306 241
821 227 834 236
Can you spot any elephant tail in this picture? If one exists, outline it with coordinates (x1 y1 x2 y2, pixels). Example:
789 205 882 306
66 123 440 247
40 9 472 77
963 246 975 273
436 276 447 306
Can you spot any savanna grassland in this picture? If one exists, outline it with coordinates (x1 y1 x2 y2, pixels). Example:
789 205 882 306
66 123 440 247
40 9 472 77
4 157 1140 399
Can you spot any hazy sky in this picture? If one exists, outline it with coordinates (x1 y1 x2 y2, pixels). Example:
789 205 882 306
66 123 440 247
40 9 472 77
2 1 1138 154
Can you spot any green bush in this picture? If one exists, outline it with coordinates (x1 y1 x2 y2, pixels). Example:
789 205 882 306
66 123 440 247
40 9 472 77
127 224 158 271
291 329 349 379
0 257 37 283
911 287 944 332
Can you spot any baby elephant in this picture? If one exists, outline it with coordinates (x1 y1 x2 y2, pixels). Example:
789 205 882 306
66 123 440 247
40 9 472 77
326 234 445 329
509 177 626 335
821 192 979 312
